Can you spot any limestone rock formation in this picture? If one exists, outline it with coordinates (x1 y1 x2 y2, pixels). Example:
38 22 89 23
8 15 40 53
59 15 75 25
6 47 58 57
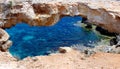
0 0 120 33
1 40 12 52
0 28 12 52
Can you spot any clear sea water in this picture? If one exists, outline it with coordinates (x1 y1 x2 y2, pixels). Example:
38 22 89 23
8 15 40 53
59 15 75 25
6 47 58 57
6 16 102 59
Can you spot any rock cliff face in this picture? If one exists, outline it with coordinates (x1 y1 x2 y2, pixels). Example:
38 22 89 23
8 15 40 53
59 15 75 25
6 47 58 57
0 0 120 33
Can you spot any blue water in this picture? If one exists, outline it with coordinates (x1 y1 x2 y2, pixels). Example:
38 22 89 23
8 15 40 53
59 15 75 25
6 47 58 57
6 16 101 59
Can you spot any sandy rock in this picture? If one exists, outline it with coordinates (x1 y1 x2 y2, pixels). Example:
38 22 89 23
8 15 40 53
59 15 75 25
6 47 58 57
0 48 120 69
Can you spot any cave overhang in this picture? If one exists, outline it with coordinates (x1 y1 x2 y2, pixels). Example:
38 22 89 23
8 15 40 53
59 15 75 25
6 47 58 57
0 0 120 33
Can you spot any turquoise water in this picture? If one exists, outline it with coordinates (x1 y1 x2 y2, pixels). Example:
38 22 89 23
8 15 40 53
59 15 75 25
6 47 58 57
6 16 101 59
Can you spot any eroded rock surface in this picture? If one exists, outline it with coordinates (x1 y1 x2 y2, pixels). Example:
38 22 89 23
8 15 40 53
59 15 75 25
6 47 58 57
0 0 120 33
0 28 12 52
0 47 120 69
0 0 120 69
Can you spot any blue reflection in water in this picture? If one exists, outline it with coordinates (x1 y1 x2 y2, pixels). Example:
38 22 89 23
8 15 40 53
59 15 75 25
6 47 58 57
6 16 100 59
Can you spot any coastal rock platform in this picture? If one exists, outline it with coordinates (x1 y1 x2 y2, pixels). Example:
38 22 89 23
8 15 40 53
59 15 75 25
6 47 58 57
0 48 120 69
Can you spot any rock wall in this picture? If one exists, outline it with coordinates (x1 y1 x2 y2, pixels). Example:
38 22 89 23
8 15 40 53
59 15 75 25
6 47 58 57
0 0 120 34
0 28 12 52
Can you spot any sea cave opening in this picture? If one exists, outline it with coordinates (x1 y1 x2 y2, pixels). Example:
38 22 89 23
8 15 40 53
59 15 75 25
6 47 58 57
5 16 111 59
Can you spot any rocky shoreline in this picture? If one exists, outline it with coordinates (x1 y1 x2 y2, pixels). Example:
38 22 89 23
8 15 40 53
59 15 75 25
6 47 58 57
0 28 12 52
0 27 120 68
0 0 120 69
0 47 120 69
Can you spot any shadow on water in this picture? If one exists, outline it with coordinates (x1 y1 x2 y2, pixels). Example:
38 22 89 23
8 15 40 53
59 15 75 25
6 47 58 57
6 16 102 59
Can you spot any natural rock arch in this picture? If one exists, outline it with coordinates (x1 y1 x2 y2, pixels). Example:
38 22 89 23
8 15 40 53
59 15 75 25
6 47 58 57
0 0 120 33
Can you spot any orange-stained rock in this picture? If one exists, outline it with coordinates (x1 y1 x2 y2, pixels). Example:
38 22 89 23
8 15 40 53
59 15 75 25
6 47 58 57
0 0 120 33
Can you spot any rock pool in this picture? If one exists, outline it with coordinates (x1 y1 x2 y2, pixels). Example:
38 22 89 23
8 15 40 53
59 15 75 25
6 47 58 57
5 16 108 59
